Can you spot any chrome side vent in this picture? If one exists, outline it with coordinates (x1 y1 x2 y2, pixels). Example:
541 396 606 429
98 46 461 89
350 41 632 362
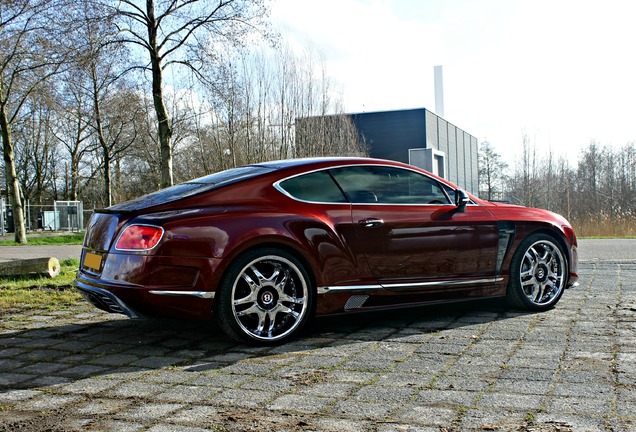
344 295 369 311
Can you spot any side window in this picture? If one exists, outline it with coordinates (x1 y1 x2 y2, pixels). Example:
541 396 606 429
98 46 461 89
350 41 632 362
330 166 451 204
277 170 347 203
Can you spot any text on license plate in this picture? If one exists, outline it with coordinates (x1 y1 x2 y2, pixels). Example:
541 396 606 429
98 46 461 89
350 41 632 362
84 252 102 271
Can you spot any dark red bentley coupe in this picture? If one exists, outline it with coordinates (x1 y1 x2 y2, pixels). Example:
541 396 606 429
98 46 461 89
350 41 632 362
75 157 578 344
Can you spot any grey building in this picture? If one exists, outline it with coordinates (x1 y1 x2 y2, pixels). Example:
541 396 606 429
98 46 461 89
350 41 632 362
349 108 479 195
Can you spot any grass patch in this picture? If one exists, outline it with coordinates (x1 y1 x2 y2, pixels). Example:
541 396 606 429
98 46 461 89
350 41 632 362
573 219 636 238
0 258 83 313
0 233 84 246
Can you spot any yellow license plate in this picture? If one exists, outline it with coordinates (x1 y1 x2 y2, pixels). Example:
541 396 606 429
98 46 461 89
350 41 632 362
84 252 102 271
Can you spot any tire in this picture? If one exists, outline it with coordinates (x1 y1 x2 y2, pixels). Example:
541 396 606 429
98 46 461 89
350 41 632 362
214 248 314 345
507 233 567 311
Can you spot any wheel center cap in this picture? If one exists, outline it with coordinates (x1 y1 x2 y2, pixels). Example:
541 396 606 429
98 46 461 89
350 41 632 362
259 290 276 309
536 265 547 282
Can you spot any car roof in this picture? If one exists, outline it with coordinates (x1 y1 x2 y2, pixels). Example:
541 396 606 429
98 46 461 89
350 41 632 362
251 157 377 169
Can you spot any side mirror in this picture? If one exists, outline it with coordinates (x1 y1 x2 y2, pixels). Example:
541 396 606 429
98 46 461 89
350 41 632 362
455 189 470 212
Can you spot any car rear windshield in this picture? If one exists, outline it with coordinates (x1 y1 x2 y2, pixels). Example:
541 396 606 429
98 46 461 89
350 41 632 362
108 165 275 212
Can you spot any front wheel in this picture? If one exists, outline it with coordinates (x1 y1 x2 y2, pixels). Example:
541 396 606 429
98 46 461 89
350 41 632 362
507 234 567 311
214 248 314 345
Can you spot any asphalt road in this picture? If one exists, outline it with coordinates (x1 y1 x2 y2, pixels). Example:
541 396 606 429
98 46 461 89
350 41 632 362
0 238 633 263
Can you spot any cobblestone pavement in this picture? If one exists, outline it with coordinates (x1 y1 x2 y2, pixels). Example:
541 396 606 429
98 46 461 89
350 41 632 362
0 262 635 431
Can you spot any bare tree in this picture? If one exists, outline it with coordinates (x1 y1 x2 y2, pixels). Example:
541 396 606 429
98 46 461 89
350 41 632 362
112 0 269 188
0 0 68 243
478 140 508 201
52 73 95 201
13 91 58 228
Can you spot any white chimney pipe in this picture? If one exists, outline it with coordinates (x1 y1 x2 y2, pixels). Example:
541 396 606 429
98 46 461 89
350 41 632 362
434 65 444 117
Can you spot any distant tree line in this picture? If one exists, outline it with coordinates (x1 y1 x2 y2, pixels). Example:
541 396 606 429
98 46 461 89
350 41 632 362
1 0 365 243
480 137 636 237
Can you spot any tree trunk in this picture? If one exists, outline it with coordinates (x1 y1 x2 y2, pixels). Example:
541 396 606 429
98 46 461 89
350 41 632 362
91 61 112 207
147 0 173 188
103 146 111 207
0 101 27 244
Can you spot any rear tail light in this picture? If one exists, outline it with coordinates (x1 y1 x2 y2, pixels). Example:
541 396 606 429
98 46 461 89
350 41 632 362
115 225 164 251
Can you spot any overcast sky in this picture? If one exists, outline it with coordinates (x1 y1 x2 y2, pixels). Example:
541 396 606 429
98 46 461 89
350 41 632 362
269 0 636 163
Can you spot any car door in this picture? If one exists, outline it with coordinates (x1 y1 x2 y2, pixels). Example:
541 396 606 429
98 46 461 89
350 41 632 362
330 165 500 291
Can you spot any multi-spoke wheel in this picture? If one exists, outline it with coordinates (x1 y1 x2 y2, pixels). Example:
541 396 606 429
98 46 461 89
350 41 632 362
507 234 567 311
215 248 314 344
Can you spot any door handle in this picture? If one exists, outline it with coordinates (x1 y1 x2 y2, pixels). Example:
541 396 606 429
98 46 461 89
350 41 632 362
358 218 384 228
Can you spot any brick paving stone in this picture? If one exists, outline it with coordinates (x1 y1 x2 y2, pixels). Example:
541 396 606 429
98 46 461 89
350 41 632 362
19 394 82 410
374 371 434 387
0 358 24 371
492 377 552 395
238 376 294 393
478 392 543 411
144 369 198 384
17 361 68 375
354 384 415 403
212 388 273 408
376 424 438 432
76 398 133 415
329 369 377 384
0 372 33 386
155 384 219 403
331 399 397 421
0 262 634 431
414 388 477 407
57 377 120 394
313 418 375 432
268 393 333 414
106 382 173 398
129 355 187 368
392 404 458 426
147 425 211 432
545 395 613 416
296 382 357 398
429 375 495 392
23 375 71 387
167 405 220 424
459 409 530 430
116 402 185 421
534 413 609 432
88 353 141 366
0 389 41 402
188 371 251 387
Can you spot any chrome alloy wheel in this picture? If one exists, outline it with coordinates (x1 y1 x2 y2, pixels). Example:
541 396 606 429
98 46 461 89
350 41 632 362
231 255 309 342
518 239 566 306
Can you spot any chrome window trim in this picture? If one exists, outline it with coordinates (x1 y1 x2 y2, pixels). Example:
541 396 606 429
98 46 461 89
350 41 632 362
273 163 468 206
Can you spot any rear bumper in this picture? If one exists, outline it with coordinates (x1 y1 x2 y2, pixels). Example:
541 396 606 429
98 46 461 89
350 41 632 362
75 279 144 319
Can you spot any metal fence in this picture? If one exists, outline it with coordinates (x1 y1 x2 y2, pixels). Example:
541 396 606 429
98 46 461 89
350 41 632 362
1 200 85 234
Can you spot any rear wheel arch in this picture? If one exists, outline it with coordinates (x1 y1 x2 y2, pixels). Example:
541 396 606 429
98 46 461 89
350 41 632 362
217 240 319 290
